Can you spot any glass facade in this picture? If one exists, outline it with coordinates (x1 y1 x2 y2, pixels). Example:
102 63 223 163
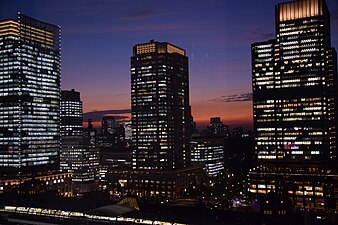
131 41 191 170
250 0 338 210
60 89 99 186
0 13 61 175
60 89 82 137
191 137 224 177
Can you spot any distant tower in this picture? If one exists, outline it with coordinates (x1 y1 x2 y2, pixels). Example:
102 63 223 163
61 89 83 137
123 121 132 141
60 91 99 192
84 119 97 146
102 116 115 135
207 117 229 138
99 116 125 147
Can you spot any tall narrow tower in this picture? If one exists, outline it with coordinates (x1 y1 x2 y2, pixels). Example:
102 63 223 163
106 42 200 198
61 89 83 137
250 0 338 211
131 40 191 170
0 13 61 176
60 89 99 192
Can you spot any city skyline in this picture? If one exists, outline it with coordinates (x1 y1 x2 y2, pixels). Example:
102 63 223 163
1 0 338 129
1 0 338 223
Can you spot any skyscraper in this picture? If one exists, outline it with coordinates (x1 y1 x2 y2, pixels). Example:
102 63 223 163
0 13 61 176
107 41 201 199
60 90 99 193
61 89 83 137
250 0 338 210
191 136 224 177
131 40 191 170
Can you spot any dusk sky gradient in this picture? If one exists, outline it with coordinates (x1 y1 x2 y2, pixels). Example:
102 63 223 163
2 0 338 129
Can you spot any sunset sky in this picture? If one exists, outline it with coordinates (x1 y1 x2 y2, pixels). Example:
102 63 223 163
2 0 338 129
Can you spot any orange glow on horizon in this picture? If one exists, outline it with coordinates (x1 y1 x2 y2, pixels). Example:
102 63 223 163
191 100 253 128
82 99 253 130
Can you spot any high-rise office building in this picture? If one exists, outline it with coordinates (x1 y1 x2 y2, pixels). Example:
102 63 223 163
61 89 83 137
0 13 72 194
249 0 338 210
107 41 201 199
0 13 61 176
61 138 99 191
131 40 191 170
191 136 224 177
60 90 99 193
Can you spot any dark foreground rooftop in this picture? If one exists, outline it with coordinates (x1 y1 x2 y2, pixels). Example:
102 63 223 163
0 192 337 225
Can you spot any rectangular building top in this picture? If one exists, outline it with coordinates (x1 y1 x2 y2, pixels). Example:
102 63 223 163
0 20 19 37
0 14 60 50
134 41 186 56
276 0 325 22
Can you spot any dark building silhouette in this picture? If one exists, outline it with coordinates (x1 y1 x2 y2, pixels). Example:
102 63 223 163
225 128 254 173
98 116 125 148
99 146 132 185
102 116 115 135
249 0 338 211
207 117 229 138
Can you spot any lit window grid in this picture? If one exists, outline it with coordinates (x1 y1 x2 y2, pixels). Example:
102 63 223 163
131 49 190 171
60 145 99 182
0 16 61 170
190 144 224 177
250 0 338 211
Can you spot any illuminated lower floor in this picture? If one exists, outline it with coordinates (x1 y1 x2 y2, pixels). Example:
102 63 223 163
0 171 72 196
0 205 187 225
107 166 203 199
248 164 338 211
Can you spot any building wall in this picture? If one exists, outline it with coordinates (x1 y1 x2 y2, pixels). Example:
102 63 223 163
61 89 83 137
131 41 191 171
107 167 202 199
250 0 338 211
60 90 99 192
191 137 224 177
0 14 61 175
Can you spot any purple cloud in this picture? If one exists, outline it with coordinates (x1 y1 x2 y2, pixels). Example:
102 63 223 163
209 93 252 103
83 109 131 122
